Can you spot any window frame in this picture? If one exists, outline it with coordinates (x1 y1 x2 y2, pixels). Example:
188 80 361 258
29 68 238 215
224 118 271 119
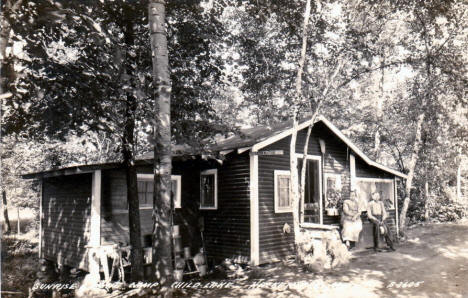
274 170 292 213
137 174 154 209
137 173 182 210
355 177 395 211
200 169 218 210
294 154 323 224
172 175 182 209
324 173 342 201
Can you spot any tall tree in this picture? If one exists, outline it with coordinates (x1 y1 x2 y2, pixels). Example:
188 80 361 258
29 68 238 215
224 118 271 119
148 0 173 287
0 0 23 234
396 0 467 232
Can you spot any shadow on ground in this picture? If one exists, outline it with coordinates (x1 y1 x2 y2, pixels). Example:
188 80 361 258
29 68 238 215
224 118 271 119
175 222 468 298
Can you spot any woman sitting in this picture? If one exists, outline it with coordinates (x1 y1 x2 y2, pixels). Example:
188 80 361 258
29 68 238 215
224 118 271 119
341 190 362 249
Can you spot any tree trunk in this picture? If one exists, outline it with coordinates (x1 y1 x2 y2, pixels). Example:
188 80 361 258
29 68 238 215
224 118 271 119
399 113 425 232
2 191 11 233
457 162 461 201
290 113 301 246
149 0 173 288
424 181 430 220
0 1 13 236
290 0 312 259
122 94 144 282
373 57 385 161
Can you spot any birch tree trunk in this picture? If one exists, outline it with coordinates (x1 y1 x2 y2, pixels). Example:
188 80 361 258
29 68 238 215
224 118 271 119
373 57 385 161
399 113 425 232
298 60 343 224
149 0 173 287
290 0 312 254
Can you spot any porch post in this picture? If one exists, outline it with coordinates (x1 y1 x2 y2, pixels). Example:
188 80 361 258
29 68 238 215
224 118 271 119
88 170 102 278
394 176 399 237
350 154 356 190
250 151 260 266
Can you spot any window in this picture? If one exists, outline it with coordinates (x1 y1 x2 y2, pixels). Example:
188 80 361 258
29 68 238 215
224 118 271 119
274 170 292 213
137 174 182 209
200 169 217 209
355 178 394 211
324 173 342 208
172 175 182 209
137 174 153 208
296 156 321 224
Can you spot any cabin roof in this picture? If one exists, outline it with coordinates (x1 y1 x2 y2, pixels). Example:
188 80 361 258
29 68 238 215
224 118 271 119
22 115 407 179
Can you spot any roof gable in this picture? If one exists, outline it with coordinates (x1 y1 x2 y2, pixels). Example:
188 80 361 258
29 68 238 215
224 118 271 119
216 115 407 179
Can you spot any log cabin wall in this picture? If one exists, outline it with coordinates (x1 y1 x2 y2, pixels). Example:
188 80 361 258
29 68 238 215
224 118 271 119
42 174 92 270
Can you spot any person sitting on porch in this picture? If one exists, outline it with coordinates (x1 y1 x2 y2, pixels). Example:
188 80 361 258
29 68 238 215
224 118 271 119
341 190 362 249
367 191 396 251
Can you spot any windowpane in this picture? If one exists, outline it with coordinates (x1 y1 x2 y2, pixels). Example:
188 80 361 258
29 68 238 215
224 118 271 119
356 180 395 211
171 181 177 199
302 160 320 224
137 181 146 193
278 176 290 207
138 193 145 203
136 180 153 207
327 177 336 190
146 181 154 192
201 174 215 207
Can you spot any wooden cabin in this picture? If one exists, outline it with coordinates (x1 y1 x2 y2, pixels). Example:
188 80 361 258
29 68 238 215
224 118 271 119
23 115 407 274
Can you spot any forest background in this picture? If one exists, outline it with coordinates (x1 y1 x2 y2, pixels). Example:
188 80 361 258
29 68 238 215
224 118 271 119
1 0 467 235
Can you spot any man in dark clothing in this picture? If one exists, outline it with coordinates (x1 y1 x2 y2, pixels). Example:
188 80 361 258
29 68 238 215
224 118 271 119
367 192 395 251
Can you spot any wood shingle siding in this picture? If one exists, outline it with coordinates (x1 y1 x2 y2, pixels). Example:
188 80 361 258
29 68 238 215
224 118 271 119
42 174 92 270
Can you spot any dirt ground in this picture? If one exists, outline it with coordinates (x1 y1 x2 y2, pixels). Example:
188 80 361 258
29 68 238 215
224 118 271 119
2 221 468 297
180 221 468 298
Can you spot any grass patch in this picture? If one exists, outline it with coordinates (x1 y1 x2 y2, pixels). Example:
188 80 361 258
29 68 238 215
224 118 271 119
2 226 39 297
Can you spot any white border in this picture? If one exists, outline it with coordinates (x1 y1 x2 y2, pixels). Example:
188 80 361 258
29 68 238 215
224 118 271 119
295 154 322 224
39 180 43 258
274 170 292 213
200 169 218 210
137 173 182 209
250 153 259 265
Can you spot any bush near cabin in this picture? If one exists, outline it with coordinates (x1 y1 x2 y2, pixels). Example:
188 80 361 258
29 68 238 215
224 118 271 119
407 186 467 224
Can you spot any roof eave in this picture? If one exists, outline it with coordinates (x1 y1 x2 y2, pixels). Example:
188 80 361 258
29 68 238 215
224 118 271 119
250 115 407 179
